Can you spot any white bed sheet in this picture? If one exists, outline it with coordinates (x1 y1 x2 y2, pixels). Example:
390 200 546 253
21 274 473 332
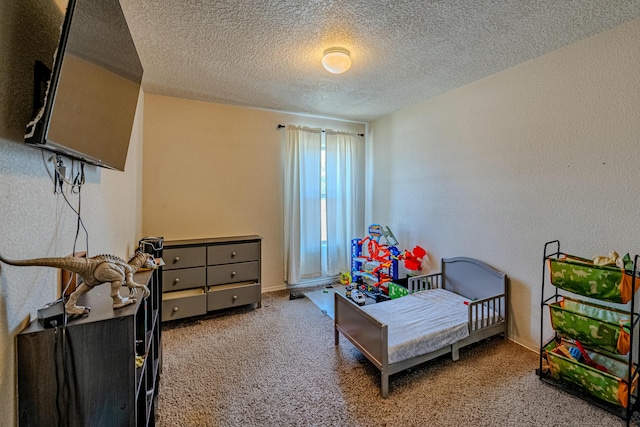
360 288 470 364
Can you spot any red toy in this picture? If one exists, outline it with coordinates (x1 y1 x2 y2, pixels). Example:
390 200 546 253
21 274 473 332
402 246 427 271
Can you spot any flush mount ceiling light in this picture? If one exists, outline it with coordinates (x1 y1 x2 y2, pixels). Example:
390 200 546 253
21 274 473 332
322 48 351 74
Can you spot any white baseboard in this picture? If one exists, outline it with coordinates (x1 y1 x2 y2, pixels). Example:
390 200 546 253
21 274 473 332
262 283 288 293
508 336 539 354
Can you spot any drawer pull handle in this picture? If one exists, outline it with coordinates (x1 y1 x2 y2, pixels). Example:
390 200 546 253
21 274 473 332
173 278 180 285
173 306 179 312
173 256 180 264
231 271 236 277
232 295 237 301
231 251 237 258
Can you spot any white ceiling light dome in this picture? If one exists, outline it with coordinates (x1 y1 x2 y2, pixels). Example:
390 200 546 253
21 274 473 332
322 48 352 74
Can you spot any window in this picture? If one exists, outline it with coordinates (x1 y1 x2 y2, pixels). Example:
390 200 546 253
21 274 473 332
283 125 363 285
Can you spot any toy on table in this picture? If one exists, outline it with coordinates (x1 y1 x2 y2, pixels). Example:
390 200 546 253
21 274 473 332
340 271 351 286
350 289 366 306
350 224 428 302
345 285 353 298
402 245 427 272
351 225 400 298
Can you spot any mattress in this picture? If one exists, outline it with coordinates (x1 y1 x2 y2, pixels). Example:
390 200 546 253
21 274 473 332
360 288 470 364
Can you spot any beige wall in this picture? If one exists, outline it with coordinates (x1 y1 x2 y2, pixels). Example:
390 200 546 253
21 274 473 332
368 18 640 350
0 2 145 423
142 94 365 292
2 4 636 423
0 104 144 427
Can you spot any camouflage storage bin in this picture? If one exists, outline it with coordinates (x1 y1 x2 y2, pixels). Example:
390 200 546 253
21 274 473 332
544 340 638 408
549 297 631 354
547 257 638 304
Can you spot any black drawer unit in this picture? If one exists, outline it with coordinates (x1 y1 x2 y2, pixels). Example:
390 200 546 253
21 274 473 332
18 270 161 426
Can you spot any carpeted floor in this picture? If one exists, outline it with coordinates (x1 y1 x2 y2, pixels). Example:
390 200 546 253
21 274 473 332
157 290 637 426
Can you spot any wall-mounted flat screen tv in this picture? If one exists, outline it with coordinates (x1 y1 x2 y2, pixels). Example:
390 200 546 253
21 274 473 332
25 0 143 171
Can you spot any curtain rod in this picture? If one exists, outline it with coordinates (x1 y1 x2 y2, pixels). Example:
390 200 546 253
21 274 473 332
277 124 364 137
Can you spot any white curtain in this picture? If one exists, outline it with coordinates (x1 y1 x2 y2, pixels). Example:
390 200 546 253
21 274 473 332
283 126 322 284
325 131 363 276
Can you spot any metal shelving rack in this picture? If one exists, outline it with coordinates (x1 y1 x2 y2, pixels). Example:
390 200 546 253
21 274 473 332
538 240 640 425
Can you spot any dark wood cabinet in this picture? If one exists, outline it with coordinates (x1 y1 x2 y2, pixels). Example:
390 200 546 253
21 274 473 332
17 268 161 427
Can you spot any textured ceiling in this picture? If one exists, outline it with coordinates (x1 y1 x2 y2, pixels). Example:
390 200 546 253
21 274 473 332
119 0 640 123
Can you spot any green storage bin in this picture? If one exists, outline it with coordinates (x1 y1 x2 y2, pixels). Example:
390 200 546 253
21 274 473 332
549 297 631 354
547 257 638 304
544 340 637 408
388 281 409 299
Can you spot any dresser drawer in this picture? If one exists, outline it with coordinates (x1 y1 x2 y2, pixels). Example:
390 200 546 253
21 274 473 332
163 247 206 270
162 288 206 321
207 282 261 311
162 267 206 292
207 261 259 286
207 242 260 265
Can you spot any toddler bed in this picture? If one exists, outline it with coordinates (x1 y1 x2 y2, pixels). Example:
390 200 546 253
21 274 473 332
334 256 508 397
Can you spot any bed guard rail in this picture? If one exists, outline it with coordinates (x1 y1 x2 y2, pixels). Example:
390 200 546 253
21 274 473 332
407 272 443 293
468 294 505 332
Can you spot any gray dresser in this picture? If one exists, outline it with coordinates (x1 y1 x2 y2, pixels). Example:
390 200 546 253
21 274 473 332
161 235 262 321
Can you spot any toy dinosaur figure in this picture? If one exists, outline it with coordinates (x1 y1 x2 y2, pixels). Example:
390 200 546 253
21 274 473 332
0 251 157 315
